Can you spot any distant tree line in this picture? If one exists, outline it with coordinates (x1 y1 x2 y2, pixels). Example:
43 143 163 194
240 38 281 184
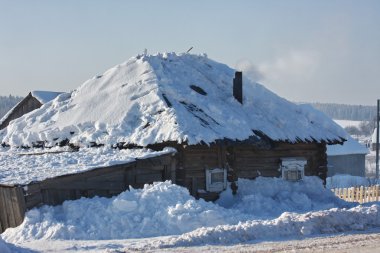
311 102 377 121
310 102 378 137
0 95 23 119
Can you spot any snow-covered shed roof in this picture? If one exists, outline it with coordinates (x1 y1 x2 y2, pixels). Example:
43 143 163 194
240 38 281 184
0 91 64 129
0 53 347 147
31 91 64 104
0 147 175 185
327 135 369 156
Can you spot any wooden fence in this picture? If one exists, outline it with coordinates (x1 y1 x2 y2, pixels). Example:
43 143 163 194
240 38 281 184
331 185 380 204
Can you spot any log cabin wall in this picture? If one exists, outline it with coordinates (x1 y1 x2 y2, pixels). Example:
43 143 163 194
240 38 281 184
176 144 226 199
232 142 328 182
176 142 328 200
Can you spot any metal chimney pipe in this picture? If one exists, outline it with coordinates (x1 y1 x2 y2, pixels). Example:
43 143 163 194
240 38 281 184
233 71 243 104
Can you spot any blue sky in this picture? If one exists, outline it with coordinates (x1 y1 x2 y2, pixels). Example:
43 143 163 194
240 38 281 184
1 0 379 105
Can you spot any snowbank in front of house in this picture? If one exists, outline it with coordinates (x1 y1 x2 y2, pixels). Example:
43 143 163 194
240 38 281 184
1 53 346 148
157 204 380 248
0 147 175 185
2 177 366 245
0 236 24 253
0 237 12 253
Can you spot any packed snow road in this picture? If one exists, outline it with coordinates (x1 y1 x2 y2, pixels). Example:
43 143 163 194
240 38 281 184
8 230 380 253
123 230 380 253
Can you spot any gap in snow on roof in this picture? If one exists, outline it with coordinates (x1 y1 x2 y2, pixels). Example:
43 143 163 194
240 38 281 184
0 52 347 148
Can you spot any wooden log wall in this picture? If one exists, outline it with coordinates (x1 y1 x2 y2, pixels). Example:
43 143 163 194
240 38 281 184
0 185 26 233
176 142 328 200
233 142 327 181
0 153 174 233
177 144 226 200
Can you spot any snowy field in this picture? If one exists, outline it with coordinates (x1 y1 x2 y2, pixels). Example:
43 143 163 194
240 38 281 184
2 177 380 252
333 120 363 129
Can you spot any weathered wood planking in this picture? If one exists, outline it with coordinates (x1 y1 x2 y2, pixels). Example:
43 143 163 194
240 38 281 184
0 153 174 233
0 186 26 233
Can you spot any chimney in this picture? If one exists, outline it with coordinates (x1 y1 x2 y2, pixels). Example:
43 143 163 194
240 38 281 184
233 71 243 104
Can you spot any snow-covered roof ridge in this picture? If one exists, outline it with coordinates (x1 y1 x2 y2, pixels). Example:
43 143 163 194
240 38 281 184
31 90 65 104
327 135 369 156
0 52 347 147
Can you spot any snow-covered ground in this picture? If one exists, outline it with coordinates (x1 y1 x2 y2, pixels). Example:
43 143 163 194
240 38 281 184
333 120 363 129
2 177 380 252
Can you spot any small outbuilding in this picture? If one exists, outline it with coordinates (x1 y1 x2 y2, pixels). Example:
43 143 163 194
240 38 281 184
327 135 369 177
0 91 63 130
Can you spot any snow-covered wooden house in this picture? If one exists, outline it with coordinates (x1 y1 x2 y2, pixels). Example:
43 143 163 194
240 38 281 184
327 135 368 177
0 91 63 130
0 53 347 232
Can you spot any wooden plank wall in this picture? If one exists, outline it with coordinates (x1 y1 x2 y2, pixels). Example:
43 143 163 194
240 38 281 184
0 185 26 233
23 154 173 209
0 153 174 233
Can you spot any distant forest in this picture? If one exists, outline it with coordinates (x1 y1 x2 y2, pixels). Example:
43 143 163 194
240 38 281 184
0 95 23 119
310 103 377 121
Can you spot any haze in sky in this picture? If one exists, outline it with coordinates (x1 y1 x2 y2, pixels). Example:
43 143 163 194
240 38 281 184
0 0 379 105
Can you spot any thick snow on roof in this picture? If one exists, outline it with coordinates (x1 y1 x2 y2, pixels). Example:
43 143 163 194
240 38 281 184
327 135 369 156
0 91 64 128
31 90 64 104
0 53 347 147
0 147 175 186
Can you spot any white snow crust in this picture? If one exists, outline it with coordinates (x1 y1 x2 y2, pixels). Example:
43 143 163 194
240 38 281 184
0 147 175 185
327 135 369 156
4 177 372 246
0 53 346 147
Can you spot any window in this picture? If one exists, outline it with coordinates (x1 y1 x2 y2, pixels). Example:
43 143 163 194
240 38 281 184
280 157 307 181
206 168 227 192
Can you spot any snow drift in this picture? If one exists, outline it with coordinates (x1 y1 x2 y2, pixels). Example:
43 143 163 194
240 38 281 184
0 237 11 253
0 53 346 147
4 177 375 246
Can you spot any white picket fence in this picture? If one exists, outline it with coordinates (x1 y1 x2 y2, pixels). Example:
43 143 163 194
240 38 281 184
331 185 380 204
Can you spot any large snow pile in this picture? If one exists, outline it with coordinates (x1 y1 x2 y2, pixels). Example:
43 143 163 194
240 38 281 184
0 237 12 253
0 53 346 147
157 205 380 248
0 147 175 185
4 177 371 246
